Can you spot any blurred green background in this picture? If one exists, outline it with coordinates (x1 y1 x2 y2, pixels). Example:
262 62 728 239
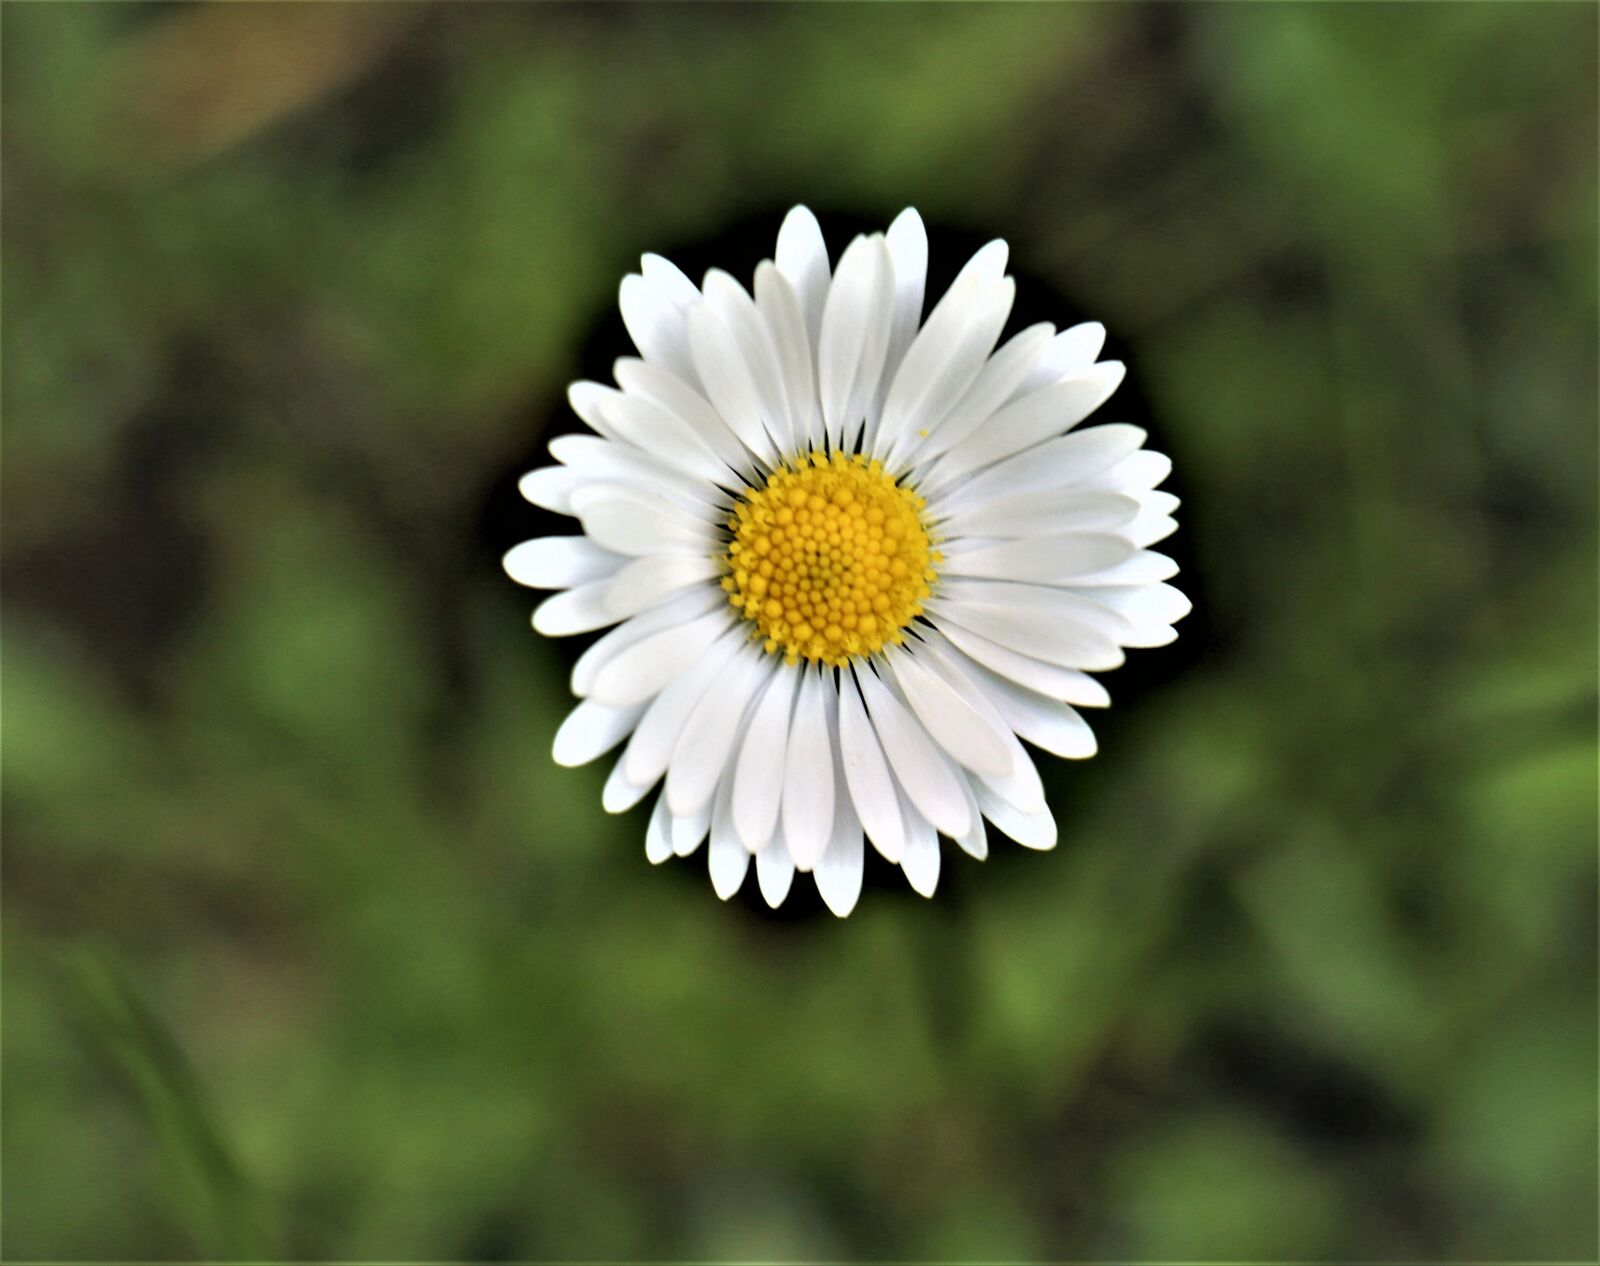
4 2 1596 1260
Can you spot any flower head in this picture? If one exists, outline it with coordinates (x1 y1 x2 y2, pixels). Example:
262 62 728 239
506 207 1188 915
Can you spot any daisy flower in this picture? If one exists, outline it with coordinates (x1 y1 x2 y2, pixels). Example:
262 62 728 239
505 206 1188 916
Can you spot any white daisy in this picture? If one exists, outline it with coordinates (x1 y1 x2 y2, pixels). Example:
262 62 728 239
505 206 1188 916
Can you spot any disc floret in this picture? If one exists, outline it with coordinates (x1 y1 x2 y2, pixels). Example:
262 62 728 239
722 451 939 666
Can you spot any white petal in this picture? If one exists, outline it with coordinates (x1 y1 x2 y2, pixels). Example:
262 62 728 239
975 781 1057 850
553 700 646 767
619 261 700 386
602 555 720 619
602 757 653 813
817 234 893 450
755 836 795 907
844 241 897 452
928 600 1124 672
903 322 1054 467
934 424 1149 514
1055 670 1111 708
906 638 1047 815
954 655 1097 759
532 580 619 636
838 669 904 863
570 484 712 557
1063 581 1187 649
871 207 928 424
1082 448 1172 493
645 794 673 863
596 393 731 487
822 726 863 875
950 238 1009 289
1132 489 1182 518
885 646 1013 777
934 582 1139 649
672 797 711 857
952 773 988 860
548 434 727 509
620 627 745 787
1121 492 1181 548
897 791 941 898
933 618 1097 717
930 361 1126 485
775 205 831 348
1071 581 1191 628
709 832 749 898
753 262 818 454
931 615 1110 705
938 535 1138 585
732 667 799 850
686 303 781 466
642 253 702 311
571 585 723 697
708 773 748 898
568 381 626 441
702 268 793 453
876 276 1013 462
518 466 583 514
1128 513 1178 548
503 536 623 589
1012 321 1106 398
665 648 770 817
781 667 835 871
1065 549 1180 588
814 818 864 917
1116 622 1178 649
590 608 731 707
610 358 753 479
856 666 970 839
936 490 1139 540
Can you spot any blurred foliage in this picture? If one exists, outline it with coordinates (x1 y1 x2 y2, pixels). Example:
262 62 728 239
3 2 1595 1260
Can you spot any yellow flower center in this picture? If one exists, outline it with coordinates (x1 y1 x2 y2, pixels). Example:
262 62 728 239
721 451 939 666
